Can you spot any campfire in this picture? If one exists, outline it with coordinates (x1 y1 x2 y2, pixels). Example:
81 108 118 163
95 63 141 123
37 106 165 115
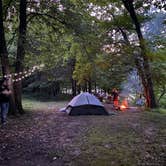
120 98 128 111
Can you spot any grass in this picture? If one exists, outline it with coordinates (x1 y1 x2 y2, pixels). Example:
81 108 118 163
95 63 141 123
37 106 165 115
81 130 138 166
19 95 166 166
69 112 166 166
22 93 69 111
153 108 166 114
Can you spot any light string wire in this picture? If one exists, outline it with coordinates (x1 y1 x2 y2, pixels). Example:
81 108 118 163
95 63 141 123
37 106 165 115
2 65 42 82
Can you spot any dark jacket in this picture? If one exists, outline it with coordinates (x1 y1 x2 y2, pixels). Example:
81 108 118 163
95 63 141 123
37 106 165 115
0 85 10 103
112 91 119 101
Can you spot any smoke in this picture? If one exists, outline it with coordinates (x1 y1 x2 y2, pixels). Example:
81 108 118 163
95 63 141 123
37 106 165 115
120 69 143 104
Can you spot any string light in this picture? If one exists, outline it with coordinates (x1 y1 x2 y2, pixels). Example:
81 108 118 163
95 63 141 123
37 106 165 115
1 65 43 82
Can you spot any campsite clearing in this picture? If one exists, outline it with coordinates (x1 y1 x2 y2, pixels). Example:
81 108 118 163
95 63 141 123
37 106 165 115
0 98 165 166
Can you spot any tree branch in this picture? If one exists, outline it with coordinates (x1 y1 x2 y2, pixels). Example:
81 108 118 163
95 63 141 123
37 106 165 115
157 85 166 104
27 12 69 27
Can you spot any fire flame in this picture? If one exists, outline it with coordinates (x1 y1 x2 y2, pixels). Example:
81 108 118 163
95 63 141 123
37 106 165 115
120 99 128 111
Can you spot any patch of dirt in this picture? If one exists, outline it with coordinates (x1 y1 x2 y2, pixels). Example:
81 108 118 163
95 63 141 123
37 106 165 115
0 105 165 166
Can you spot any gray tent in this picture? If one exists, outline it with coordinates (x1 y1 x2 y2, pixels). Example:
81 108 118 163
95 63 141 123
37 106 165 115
63 92 108 115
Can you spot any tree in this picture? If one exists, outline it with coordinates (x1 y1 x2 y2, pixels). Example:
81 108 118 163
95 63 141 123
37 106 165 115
0 0 10 76
14 0 27 114
0 0 17 114
89 0 158 108
122 0 157 108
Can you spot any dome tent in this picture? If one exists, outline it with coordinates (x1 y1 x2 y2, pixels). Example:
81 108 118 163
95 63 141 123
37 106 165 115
64 92 109 115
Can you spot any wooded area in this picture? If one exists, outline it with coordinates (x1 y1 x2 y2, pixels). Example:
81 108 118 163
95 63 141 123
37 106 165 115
1 0 166 114
0 0 166 113
0 1 166 165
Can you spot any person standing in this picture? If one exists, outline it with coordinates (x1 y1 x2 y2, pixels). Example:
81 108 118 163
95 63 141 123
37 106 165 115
112 88 119 110
0 78 11 125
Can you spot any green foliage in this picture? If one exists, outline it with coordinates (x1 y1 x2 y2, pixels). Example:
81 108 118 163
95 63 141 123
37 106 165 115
148 38 166 104
2 0 165 98
151 108 166 114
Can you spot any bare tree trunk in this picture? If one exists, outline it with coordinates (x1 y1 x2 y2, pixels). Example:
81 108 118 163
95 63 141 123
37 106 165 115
122 0 157 108
94 81 97 93
83 82 88 92
0 0 17 114
70 58 77 96
88 79 92 93
77 85 81 94
14 0 27 114
71 78 77 96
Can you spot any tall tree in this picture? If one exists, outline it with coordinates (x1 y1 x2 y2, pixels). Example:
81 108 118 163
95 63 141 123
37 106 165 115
0 0 10 76
122 0 157 108
14 0 27 113
0 0 17 114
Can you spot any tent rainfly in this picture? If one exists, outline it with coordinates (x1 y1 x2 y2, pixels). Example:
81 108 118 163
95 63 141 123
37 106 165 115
63 92 109 115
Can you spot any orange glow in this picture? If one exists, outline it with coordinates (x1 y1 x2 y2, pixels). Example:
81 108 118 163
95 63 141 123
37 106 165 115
120 105 126 111
120 99 128 111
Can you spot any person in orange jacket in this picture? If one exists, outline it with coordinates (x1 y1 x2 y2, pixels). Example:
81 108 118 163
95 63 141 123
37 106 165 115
111 88 119 110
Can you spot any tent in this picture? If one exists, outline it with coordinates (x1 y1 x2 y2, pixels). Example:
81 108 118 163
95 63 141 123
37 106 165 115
63 92 109 115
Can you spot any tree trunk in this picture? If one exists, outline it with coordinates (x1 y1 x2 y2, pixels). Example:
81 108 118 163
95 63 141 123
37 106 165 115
0 0 10 76
88 79 92 93
70 58 76 96
0 0 17 114
122 0 157 108
14 0 27 114
94 81 97 93
71 78 77 96
77 85 81 94
83 82 87 92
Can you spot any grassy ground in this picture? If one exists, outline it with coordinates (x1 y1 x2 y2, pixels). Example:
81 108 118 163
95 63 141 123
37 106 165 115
0 95 165 166
22 94 68 111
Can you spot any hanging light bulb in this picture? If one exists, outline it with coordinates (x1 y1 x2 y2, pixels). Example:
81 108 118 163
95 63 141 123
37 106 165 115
1 65 40 82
